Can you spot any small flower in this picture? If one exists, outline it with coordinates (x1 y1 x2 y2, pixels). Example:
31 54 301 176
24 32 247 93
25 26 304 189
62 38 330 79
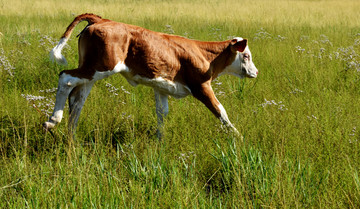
349 127 356 137
164 25 175 34
276 35 286 41
290 88 304 94
216 91 225 96
300 35 310 41
295 46 305 53
39 87 57 93
120 86 130 94
105 82 119 96
354 39 360 46
21 93 55 116
319 34 332 46
0 48 15 77
254 28 272 40
260 99 288 111
307 115 318 121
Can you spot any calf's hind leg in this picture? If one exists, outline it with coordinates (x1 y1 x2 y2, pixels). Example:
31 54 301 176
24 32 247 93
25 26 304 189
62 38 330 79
154 90 169 139
68 81 95 133
43 69 88 130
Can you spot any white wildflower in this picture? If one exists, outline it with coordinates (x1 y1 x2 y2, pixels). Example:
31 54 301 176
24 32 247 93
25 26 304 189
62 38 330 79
295 46 305 53
307 115 318 121
21 93 55 116
120 86 130 94
276 35 286 41
164 25 175 34
0 48 15 77
260 99 288 111
300 35 310 41
290 88 304 94
254 28 272 40
39 87 57 93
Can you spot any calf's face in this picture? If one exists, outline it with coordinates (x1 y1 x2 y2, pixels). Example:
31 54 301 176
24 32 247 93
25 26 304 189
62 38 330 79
240 46 258 78
223 38 258 79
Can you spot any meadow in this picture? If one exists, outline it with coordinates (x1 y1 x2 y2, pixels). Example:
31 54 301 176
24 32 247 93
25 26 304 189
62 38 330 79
1 0 360 207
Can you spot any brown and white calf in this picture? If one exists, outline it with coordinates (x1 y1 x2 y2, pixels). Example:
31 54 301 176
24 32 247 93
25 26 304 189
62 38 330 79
43 13 258 137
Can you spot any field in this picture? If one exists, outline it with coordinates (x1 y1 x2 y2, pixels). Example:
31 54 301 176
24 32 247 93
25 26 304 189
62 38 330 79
1 0 360 207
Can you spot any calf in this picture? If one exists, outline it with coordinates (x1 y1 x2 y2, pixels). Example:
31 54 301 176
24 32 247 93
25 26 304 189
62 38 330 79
43 13 258 138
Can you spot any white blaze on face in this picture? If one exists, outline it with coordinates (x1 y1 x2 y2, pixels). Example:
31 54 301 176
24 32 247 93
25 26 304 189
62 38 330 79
222 37 258 78
241 46 258 78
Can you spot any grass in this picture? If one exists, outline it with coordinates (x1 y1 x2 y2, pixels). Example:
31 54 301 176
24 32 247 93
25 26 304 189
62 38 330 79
1 0 360 207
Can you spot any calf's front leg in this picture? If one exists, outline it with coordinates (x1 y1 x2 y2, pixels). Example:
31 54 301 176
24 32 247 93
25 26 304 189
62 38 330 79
191 82 240 135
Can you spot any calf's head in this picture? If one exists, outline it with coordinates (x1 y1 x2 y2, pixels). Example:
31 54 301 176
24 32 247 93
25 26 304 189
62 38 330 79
223 37 258 78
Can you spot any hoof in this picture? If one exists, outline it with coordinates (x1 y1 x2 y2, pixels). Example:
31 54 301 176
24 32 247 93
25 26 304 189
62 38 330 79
233 128 240 136
43 121 55 131
156 129 163 141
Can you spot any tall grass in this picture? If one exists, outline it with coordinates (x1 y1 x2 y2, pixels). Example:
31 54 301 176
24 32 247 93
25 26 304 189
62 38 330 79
1 0 360 207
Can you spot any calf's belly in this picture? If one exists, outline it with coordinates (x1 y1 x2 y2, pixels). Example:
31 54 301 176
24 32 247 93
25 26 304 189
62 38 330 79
123 73 191 98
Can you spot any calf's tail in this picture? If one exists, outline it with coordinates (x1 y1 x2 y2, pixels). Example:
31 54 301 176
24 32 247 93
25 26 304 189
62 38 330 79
50 13 103 65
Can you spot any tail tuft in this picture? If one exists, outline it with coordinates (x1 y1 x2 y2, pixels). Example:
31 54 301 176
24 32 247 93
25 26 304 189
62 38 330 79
50 37 68 65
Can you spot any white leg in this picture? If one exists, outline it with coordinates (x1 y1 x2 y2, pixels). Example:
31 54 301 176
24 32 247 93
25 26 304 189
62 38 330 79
154 90 169 138
217 103 239 135
68 81 95 133
43 72 87 130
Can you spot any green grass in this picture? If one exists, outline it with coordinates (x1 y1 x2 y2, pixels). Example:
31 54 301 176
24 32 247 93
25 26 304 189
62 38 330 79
1 0 360 207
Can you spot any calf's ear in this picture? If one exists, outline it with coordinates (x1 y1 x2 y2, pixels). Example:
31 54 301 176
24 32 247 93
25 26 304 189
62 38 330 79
230 38 248 52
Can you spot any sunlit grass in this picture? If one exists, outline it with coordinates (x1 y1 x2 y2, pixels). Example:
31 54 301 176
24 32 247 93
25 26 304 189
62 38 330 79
1 0 360 208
